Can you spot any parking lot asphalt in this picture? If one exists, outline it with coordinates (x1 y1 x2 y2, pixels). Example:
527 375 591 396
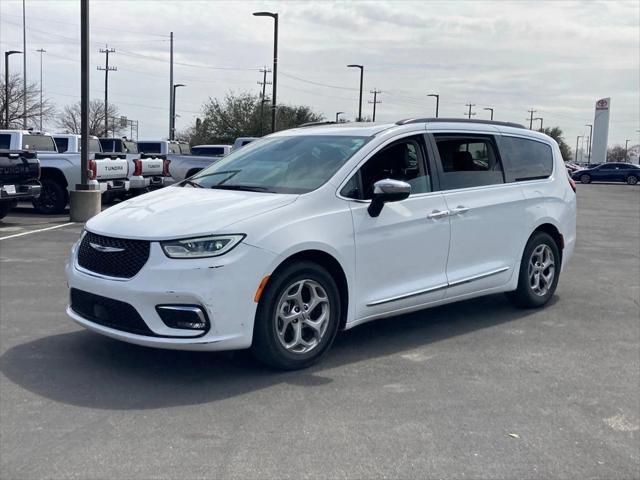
0 184 638 479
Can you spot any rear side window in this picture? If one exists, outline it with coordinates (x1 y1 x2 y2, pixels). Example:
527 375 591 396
500 136 553 181
433 134 504 190
54 138 69 153
23 135 57 152
0 134 10 149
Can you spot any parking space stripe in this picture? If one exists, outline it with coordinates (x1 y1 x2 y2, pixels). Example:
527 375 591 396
0 222 77 241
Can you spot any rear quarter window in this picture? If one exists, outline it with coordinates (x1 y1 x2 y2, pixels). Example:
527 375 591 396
500 136 554 181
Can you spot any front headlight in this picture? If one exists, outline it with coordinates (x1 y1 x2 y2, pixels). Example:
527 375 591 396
160 234 245 259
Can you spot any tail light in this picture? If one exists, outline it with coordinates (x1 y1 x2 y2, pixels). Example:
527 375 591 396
162 159 171 177
88 159 97 180
133 159 142 176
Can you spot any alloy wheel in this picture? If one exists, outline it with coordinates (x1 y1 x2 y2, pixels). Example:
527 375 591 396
275 279 330 354
528 244 555 296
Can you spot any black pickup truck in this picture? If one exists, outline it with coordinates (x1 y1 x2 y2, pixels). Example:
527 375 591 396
0 150 42 220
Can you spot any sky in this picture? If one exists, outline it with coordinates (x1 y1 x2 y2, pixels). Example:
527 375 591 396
1 0 638 152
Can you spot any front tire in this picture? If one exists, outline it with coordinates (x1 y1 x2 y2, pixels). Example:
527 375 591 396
627 175 638 185
252 261 341 370
32 178 68 214
507 232 560 309
580 174 591 184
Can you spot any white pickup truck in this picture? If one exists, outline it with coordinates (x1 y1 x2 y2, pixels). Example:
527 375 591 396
99 138 168 192
0 130 129 214
136 139 221 183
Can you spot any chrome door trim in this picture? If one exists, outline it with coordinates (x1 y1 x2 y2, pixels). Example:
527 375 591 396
366 283 448 307
366 266 510 307
447 266 510 288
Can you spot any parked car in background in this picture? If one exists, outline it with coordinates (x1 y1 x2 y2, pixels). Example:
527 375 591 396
66 118 576 370
192 144 232 157
137 139 222 184
0 149 41 220
571 162 640 185
99 137 168 193
0 130 129 214
565 162 582 174
232 137 258 150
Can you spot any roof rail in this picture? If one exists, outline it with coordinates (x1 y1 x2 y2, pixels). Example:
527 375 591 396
396 117 526 129
297 121 338 128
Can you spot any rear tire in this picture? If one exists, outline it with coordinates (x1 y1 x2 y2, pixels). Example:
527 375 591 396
507 232 560 309
580 174 591 184
252 261 341 370
0 201 13 220
627 175 638 185
32 178 68 214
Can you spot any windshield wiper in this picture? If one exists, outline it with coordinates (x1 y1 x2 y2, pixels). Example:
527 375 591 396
210 184 274 193
181 179 203 188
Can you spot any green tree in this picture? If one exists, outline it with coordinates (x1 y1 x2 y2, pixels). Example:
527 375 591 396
607 146 628 162
541 127 572 162
178 91 323 145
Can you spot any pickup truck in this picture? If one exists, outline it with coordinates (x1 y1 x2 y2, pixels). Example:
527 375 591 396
0 130 129 214
191 144 232 157
0 149 41 220
136 139 221 183
99 138 168 192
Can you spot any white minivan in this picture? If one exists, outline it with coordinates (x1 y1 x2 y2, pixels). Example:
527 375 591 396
66 119 576 369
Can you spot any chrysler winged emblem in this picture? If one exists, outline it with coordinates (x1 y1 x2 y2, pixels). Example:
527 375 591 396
90 242 125 253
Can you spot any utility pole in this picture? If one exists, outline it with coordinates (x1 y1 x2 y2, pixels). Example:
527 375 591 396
575 135 582 163
22 0 27 128
428 94 439 118
625 139 631 162
257 65 271 136
369 89 381 122
4 50 22 129
171 83 185 139
527 109 537 129
534 117 543 131
347 64 364 121
169 32 173 139
585 124 593 164
36 48 46 131
465 103 476 119
483 107 494 120
97 46 116 137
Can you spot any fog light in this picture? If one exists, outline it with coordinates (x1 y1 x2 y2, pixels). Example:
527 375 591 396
156 305 209 331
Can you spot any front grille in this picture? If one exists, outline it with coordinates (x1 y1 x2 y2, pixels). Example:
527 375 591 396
70 289 154 336
77 231 150 279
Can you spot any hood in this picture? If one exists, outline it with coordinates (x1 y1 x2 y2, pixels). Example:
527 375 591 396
86 186 297 240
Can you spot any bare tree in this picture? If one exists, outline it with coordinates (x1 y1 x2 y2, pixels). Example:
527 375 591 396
56 99 124 137
0 73 56 129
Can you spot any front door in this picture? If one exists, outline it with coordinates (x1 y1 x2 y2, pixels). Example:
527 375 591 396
342 134 451 320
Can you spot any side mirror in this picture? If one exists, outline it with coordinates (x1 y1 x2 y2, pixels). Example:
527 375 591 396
368 179 411 217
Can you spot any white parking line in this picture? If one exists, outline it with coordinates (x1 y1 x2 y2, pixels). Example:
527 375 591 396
0 222 77 241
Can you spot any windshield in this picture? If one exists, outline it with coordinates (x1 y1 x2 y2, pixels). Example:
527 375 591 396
189 135 368 194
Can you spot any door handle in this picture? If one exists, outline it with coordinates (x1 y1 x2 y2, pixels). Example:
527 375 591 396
427 209 449 219
450 206 470 215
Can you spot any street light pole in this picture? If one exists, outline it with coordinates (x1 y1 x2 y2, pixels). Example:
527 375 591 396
36 48 46 131
335 111 344 123
575 135 582 163
585 124 593 164
625 139 631 162
483 107 494 120
428 93 439 118
171 84 185 139
4 50 22 129
22 0 27 128
347 64 364 121
253 11 278 133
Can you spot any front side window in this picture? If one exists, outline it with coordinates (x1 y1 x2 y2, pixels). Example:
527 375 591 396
500 136 553 181
342 136 431 200
23 134 57 152
434 134 504 190
189 135 368 194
